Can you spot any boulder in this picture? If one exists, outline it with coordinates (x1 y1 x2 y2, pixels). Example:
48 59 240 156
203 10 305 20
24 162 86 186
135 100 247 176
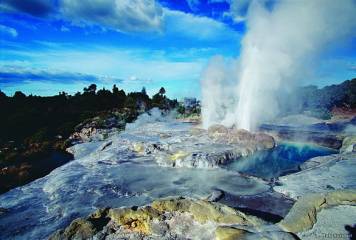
228 128 254 143
109 206 161 235
340 136 356 153
254 132 275 149
208 124 229 140
278 190 356 233
208 125 275 150
169 150 190 161
274 153 356 199
50 208 110 240
50 197 267 239
49 219 96 240
151 198 252 225
132 142 145 154
215 226 249 240
155 148 244 168
206 190 225 202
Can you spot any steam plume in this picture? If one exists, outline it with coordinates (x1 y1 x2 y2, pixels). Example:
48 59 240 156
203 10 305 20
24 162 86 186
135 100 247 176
202 0 356 131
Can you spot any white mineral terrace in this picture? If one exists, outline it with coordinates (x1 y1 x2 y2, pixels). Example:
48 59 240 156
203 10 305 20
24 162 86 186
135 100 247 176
0 110 355 240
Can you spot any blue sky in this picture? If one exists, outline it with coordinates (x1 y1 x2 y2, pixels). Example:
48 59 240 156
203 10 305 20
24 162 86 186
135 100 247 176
0 0 355 99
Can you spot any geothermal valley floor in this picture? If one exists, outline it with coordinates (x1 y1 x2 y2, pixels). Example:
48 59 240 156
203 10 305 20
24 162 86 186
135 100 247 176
0 111 355 240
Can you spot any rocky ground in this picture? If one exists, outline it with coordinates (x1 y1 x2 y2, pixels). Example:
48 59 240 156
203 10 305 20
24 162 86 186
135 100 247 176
50 190 356 240
261 114 356 149
120 115 275 169
50 197 298 240
0 110 355 240
48 111 356 240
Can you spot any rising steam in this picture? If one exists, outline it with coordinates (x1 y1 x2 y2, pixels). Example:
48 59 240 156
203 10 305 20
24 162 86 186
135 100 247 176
201 0 356 131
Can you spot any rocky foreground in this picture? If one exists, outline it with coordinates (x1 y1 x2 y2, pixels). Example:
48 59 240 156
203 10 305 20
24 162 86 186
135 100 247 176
0 110 355 240
50 138 356 240
50 190 356 240
49 197 292 240
49 112 356 240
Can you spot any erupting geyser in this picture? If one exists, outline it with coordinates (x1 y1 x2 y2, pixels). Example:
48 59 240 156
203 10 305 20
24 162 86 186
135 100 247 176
202 0 356 131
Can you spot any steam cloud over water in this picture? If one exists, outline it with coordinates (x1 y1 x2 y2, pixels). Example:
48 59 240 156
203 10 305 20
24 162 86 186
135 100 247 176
201 0 356 131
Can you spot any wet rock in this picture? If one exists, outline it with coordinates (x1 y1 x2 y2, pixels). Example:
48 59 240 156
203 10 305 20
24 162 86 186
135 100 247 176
278 190 356 233
340 136 356 153
299 205 356 240
207 190 225 202
254 132 275 149
109 206 161 235
215 226 249 240
129 124 275 169
299 154 341 170
216 225 298 240
229 128 254 142
68 112 127 145
151 198 261 225
51 198 268 239
49 219 96 240
260 124 343 149
274 153 356 199
169 150 190 161
0 207 7 216
132 142 145 154
190 127 206 136
219 191 295 222
68 127 112 144
100 141 112 151
208 125 229 139
208 124 275 150
250 231 299 240
157 147 243 168
50 208 110 240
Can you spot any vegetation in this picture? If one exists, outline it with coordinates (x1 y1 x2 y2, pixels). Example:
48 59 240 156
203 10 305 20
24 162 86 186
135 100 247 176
176 103 201 119
282 78 356 119
0 84 178 193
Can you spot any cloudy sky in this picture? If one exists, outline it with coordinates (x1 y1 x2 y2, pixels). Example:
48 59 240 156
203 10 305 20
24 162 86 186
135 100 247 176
0 0 355 99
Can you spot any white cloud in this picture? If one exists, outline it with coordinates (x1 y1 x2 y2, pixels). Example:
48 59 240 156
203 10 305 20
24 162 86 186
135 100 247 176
0 0 53 17
1 0 240 40
186 0 201 11
183 0 252 23
0 65 122 84
231 0 250 18
0 24 18 38
223 0 250 23
60 26 70 32
60 0 163 32
0 42 207 98
163 9 239 41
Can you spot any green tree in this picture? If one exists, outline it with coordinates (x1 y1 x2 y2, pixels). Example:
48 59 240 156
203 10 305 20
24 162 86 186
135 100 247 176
84 84 97 94
159 87 166 95
0 90 6 101
113 84 119 95
14 91 26 99
141 87 147 96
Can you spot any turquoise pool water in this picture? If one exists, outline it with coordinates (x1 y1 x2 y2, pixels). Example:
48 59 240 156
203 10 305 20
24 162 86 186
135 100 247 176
226 142 337 179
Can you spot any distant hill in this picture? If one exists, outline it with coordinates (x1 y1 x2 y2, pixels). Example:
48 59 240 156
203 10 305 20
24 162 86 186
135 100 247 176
281 78 356 119
299 78 356 109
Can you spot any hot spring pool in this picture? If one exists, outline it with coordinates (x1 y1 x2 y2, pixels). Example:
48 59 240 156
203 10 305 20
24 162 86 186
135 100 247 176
225 142 337 179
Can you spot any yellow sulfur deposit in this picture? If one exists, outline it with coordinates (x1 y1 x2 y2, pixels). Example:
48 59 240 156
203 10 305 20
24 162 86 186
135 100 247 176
170 150 189 161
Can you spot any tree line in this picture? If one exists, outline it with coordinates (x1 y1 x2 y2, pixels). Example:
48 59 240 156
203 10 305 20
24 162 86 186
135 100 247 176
0 84 177 146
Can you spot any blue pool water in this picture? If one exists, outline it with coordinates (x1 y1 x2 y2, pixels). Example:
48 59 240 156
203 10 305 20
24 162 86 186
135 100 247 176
226 142 337 179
